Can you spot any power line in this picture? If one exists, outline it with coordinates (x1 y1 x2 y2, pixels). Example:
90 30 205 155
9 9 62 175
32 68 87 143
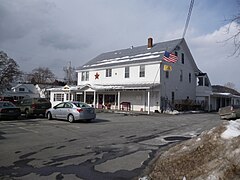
182 0 195 38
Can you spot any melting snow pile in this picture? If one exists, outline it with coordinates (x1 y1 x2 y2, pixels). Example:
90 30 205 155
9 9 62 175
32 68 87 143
221 119 240 139
147 119 240 180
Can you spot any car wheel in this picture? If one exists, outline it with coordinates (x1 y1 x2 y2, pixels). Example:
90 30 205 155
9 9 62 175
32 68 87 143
47 112 52 120
25 109 30 118
68 114 74 123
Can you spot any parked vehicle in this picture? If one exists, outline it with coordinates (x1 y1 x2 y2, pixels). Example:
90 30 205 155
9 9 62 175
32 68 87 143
46 101 96 123
0 101 21 120
218 105 240 120
17 98 51 118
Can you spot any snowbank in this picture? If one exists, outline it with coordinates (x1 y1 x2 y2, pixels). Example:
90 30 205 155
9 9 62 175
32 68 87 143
147 120 240 179
221 119 240 139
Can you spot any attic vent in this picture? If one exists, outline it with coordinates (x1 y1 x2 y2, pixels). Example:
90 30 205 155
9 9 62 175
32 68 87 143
148 37 153 48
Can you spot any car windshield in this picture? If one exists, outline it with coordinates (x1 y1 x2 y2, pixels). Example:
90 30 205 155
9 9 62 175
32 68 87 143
73 102 91 108
36 98 49 103
0 102 15 108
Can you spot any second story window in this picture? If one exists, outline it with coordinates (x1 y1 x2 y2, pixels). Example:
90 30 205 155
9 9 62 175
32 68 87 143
166 71 169 79
189 73 192 83
181 53 185 64
198 77 203 86
180 70 183 82
106 69 112 77
205 77 209 87
139 65 145 77
81 71 89 81
125 67 129 78
175 51 178 57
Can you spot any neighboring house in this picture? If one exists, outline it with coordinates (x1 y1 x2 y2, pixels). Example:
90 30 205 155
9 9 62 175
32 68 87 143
210 85 240 111
49 38 212 113
1 83 40 102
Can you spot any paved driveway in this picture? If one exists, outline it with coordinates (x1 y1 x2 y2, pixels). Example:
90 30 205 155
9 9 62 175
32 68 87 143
0 112 222 179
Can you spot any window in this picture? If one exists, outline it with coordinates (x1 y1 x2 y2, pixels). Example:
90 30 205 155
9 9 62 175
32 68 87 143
54 93 64 101
171 91 175 103
205 77 209 87
106 69 112 77
125 67 129 78
81 71 89 81
175 51 178 57
139 65 145 77
198 77 203 86
19 88 25 92
181 53 185 64
66 93 70 100
180 70 183 82
189 73 192 83
166 71 169 79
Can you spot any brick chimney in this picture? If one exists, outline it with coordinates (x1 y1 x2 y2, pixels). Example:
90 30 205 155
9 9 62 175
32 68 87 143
148 37 153 48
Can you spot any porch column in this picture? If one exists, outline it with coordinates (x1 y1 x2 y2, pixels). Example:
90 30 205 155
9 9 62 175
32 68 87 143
118 91 121 110
93 91 96 108
83 91 86 103
103 94 105 107
96 93 99 108
147 90 150 114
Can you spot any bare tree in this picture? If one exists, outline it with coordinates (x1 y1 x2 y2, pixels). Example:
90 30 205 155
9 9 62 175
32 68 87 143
63 61 77 85
226 1 240 56
29 67 55 84
224 82 236 90
0 51 21 94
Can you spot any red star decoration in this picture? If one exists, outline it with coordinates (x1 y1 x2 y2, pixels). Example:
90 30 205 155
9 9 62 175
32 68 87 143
95 72 100 79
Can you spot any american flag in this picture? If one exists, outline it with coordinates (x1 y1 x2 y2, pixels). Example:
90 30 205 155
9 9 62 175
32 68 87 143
163 51 178 63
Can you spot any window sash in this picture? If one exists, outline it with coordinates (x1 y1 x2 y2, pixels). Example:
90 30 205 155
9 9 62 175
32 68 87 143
125 67 129 78
106 69 112 77
81 71 89 81
54 94 64 101
140 65 145 77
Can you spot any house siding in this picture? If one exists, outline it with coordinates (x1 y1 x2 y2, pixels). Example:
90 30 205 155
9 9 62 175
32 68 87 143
78 63 161 86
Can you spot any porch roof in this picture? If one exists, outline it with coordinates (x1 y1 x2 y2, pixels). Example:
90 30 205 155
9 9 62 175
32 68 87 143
48 83 160 92
212 92 240 98
93 83 160 91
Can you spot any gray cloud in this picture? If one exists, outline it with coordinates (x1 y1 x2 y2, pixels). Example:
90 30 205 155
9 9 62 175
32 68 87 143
0 0 239 89
40 31 89 50
0 1 55 42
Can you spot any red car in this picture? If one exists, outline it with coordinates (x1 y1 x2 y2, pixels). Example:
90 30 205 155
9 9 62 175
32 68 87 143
0 101 21 120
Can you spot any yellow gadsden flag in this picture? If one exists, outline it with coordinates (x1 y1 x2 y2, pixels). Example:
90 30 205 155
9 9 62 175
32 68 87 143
163 64 172 71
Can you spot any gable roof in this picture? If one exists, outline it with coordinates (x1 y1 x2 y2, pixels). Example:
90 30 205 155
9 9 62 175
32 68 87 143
11 83 38 94
79 38 186 70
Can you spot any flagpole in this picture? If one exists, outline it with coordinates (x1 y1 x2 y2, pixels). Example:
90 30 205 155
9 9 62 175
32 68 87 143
159 60 163 113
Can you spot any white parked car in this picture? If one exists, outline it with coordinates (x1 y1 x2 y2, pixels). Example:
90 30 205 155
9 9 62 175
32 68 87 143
219 105 240 120
46 101 96 123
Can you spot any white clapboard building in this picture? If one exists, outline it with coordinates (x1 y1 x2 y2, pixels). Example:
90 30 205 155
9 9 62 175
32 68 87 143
48 38 212 113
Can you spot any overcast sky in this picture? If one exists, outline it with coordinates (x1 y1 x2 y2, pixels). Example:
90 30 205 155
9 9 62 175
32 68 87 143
0 0 239 90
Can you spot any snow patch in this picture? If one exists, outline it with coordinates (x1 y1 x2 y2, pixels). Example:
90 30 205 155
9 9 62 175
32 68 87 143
221 119 240 139
164 110 180 115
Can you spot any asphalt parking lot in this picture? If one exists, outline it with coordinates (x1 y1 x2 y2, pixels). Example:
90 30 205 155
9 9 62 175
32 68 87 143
0 112 222 180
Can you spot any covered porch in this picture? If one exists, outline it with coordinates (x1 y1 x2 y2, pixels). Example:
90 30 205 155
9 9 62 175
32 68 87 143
48 84 160 114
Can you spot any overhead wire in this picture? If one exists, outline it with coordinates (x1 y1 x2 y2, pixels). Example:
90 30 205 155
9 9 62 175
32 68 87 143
182 0 195 38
